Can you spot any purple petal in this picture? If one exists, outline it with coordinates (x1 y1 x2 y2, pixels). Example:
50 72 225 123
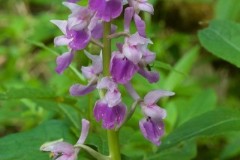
124 7 134 32
144 90 175 105
94 100 108 121
138 68 159 83
134 14 146 37
139 118 164 146
110 53 139 84
94 100 126 129
89 0 123 22
70 84 96 96
55 51 74 74
67 29 91 50
76 119 90 144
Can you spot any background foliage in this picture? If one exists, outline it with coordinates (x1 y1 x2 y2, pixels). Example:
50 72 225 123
0 0 240 159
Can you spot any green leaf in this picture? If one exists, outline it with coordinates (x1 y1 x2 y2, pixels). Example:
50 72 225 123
198 20 240 68
0 120 75 160
159 108 240 151
176 89 217 126
148 140 197 160
163 46 199 90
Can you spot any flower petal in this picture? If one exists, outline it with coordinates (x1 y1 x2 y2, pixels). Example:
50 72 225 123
134 14 146 37
144 90 175 105
40 140 74 155
139 118 164 146
89 0 123 22
68 30 91 50
55 51 74 74
110 53 139 84
70 83 96 96
138 68 159 83
124 7 134 32
94 100 126 129
138 2 154 14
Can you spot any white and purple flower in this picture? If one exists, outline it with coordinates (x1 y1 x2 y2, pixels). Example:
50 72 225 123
139 90 175 145
94 77 127 129
111 32 159 84
40 119 90 160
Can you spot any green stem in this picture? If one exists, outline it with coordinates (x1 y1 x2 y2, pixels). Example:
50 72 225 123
103 22 121 160
107 130 121 160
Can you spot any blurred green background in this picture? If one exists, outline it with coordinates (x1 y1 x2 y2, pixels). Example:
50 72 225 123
0 0 240 159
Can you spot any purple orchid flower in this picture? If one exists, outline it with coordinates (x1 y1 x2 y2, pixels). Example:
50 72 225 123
93 77 126 129
89 0 123 22
110 33 158 84
139 90 174 145
51 2 102 51
40 119 90 160
70 51 102 96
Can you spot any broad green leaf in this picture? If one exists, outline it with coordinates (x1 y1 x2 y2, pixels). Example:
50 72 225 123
176 89 217 126
148 140 197 160
159 108 240 151
198 20 240 68
0 120 75 160
163 46 199 90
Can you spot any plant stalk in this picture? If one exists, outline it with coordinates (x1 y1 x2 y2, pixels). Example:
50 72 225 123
103 22 121 160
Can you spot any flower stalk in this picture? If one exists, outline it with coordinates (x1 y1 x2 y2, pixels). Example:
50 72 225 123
103 21 121 160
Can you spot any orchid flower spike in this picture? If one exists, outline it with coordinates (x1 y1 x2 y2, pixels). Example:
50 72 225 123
40 119 90 160
139 90 175 145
